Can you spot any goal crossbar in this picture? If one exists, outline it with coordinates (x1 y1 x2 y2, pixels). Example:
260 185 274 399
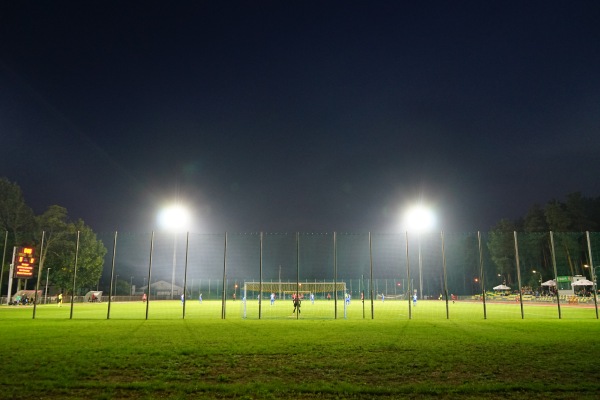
243 282 346 294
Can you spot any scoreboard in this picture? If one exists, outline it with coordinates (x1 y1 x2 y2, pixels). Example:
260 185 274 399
14 247 37 279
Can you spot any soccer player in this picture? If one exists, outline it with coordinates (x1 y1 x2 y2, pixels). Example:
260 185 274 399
413 293 417 307
270 292 275 305
199 293 202 303
293 295 301 314
310 293 314 304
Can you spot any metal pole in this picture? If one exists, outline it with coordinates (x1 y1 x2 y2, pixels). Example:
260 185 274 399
549 231 561 319
334 232 337 319
33 231 46 319
182 232 189 319
145 232 154 320
296 232 300 320
7 246 16 306
69 231 80 320
0 231 7 304
406 232 412 319
259 232 263 319
418 233 423 299
477 231 487 319
221 233 227 319
514 231 524 319
586 231 598 319
369 232 374 319
107 231 117 319
441 231 449 319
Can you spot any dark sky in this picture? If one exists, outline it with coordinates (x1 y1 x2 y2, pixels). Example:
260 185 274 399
1 1 599 234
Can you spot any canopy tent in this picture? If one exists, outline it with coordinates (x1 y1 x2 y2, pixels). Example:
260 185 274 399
571 279 594 286
541 279 556 287
493 284 510 291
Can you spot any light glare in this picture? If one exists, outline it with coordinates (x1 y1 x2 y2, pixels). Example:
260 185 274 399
405 205 435 232
158 204 191 232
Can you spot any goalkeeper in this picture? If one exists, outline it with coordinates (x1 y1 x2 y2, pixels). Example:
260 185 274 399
293 295 301 314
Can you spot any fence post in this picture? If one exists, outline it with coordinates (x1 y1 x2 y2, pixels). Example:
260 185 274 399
221 233 227 319
406 232 412 320
69 231 80 320
259 232 263 320
441 231 449 319
514 231 524 319
107 231 118 320
549 231 562 319
32 231 46 319
334 232 337 319
369 232 374 319
182 232 189 319
145 232 154 320
586 231 598 319
477 231 487 319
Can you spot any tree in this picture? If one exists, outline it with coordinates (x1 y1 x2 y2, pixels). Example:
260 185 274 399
69 219 106 292
487 219 516 285
39 216 107 294
0 177 35 247
524 204 548 232
544 200 572 231
517 205 550 283
565 192 591 232
0 178 36 295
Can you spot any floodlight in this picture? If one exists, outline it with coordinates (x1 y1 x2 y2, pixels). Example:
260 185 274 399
158 204 191 232
404 205 435 232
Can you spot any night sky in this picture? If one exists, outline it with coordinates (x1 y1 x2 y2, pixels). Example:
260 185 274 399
2 1 599 234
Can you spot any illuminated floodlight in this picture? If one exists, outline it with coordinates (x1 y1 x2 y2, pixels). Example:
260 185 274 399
158 203 192 300
158 204 191 232
403 204 435 301
404 205 435 232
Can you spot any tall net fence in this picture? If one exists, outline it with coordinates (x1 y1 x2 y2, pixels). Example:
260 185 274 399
1 231 598 320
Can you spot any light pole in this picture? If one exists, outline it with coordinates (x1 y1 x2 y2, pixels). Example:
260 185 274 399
44 268 51 304
158 204 191 300
405 204 435 299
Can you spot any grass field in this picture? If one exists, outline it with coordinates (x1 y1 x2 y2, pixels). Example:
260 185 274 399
1 300 599 399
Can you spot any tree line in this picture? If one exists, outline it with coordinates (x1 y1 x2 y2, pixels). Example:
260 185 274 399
0 177 107 295
486 192 600 287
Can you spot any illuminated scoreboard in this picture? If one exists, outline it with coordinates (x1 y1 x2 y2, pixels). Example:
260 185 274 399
14 247 37 279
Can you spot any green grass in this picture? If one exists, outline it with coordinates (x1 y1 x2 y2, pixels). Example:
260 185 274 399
1 301 599 399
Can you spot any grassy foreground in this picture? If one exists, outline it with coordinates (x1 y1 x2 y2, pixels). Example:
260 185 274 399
1 302 599 399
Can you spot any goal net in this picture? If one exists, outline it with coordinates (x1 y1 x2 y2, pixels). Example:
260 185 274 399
243 281 346 300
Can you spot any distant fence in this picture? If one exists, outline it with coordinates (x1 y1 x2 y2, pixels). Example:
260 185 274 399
0 231 598 320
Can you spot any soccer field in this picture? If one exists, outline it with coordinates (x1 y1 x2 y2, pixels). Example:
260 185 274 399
1 301 599 399
9 297 599 321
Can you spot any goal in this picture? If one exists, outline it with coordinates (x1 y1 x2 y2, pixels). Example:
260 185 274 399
243 281 346 300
